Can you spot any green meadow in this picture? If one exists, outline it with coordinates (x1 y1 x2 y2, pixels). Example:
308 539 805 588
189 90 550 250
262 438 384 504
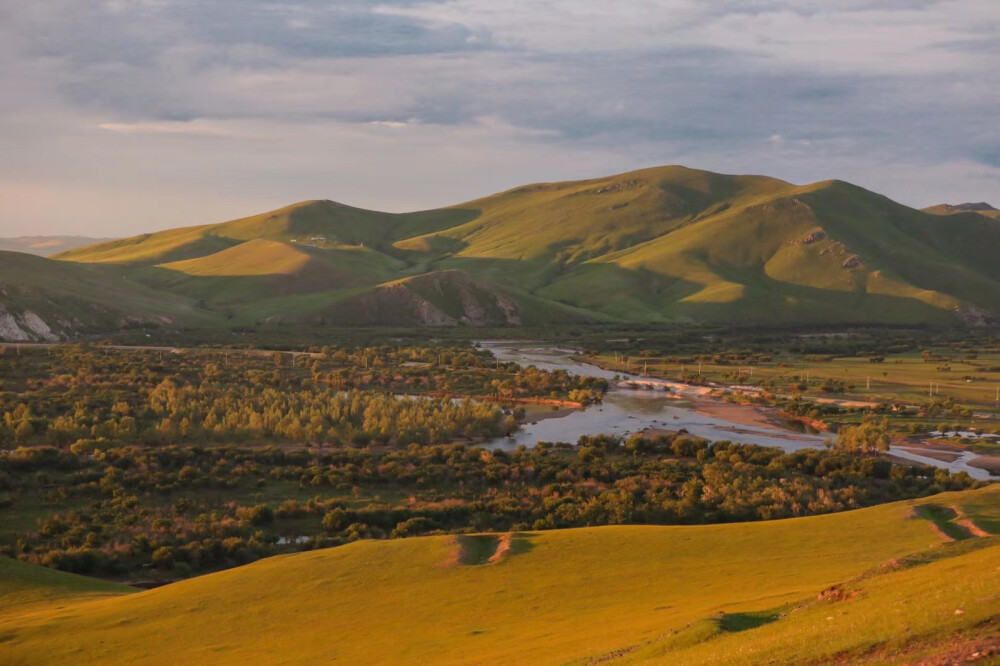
591 348 1000 410
2 485 998 665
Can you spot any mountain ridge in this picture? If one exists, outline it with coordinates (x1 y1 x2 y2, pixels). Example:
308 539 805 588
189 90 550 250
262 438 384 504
923 202 1000 220
4 165 999 337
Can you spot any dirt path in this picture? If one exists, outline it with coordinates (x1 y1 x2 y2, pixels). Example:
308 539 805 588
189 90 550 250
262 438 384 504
914 504 993 541
449 534 514 566
7 342 323 358
950 505 992 538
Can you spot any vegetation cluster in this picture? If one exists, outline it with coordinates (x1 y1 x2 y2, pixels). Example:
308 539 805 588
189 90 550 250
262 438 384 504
0 345 605 450
0 435 977 579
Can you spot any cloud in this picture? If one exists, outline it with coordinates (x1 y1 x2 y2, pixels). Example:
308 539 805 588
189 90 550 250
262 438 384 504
98 121 239 136
0 0 998 235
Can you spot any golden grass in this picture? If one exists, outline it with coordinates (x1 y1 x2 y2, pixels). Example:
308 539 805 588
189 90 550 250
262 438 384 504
6 487 999 664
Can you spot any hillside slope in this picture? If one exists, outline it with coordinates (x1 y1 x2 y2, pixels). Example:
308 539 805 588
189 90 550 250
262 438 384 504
43 167 1000 329
2 486 998 664
0 251 211 340
924 202 1000 220
0 236 112 257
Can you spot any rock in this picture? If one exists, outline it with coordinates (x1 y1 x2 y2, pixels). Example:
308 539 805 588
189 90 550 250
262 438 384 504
818 585 859 602
0 305 59 342
842 255 862 269
792 230 827 245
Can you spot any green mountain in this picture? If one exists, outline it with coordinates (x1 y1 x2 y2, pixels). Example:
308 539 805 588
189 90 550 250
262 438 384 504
10 166 1000 335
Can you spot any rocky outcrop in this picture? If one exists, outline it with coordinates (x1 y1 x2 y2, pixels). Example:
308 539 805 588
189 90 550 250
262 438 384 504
328 271 524 327
574 179 644 196
0 305 59 342
955 306 993 327
940 203 997 213
792 230 827 245
842 255 863 269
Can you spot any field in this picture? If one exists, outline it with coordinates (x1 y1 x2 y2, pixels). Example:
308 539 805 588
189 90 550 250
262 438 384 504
589 348 1000 410
1 485 998 664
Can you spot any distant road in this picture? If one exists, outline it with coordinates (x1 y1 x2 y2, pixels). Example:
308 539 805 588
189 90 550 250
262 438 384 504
3 342 323 358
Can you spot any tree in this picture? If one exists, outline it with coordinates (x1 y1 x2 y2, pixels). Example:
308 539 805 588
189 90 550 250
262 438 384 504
14 420 33 444
835 415 890 454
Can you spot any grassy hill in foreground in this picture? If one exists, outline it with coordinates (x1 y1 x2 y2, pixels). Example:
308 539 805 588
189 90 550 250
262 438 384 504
37 167 1000 329
2 485 999 665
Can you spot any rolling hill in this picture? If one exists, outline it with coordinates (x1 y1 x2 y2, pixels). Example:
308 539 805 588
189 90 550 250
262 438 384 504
924 202 1000 220
2 485 998 664
9 166 1000 335
0 236 112 257
0 251 212 341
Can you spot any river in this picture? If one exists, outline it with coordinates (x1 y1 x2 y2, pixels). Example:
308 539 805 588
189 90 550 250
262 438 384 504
480 341 994 480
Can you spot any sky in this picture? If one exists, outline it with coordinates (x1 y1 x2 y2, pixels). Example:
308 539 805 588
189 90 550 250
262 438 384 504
1 0 998 237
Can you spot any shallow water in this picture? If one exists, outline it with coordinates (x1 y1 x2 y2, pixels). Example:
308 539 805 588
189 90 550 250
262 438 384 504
480 341 993 480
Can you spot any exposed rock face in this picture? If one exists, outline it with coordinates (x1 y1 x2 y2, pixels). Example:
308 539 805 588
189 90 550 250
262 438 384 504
457 285 488 326
0 306 29 341
574 179 644 196
793 230 827 245
495 294 523 326
941 202 997 213
842 255 863 269
955 306 992 327
356 282 457 326
751 197 811 213
21 311 57 340
331 271 523 327
0 305 59 342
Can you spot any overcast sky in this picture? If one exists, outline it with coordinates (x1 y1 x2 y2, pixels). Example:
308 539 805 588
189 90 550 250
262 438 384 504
1 0 998 236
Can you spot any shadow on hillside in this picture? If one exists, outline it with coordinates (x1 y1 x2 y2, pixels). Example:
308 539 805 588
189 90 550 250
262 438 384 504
108 235 968 327
452 532 537 566
717 609 781 633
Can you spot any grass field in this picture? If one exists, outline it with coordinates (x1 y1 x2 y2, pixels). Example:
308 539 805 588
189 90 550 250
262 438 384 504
590 348 1000 411
2 485 998 664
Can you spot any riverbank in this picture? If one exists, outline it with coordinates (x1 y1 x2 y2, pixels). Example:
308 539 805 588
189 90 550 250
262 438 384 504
479 341 996 479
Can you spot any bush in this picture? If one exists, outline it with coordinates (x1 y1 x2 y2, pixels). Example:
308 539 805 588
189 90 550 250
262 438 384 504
391 517 437 538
